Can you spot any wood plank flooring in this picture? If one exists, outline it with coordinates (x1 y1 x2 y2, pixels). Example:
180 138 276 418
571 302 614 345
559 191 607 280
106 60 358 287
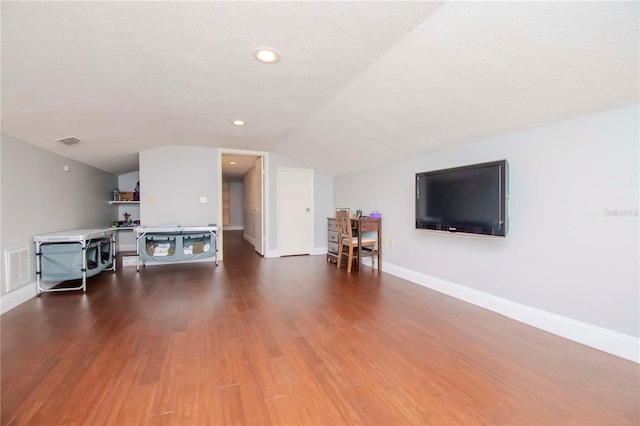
2 230 638 425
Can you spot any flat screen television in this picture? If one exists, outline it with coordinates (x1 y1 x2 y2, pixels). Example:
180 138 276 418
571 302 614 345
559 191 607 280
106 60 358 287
415 160 508 236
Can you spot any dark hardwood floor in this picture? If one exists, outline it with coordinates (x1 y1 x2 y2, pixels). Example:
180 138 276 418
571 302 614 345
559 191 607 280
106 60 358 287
1 230 638 425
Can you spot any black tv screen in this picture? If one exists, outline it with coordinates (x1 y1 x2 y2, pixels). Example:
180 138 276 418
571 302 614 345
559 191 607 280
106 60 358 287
415 160 508 236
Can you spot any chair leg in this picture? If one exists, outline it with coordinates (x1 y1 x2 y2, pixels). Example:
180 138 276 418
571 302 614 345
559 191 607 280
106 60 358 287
374 244 378 270
372 246 376 270
337 244 342 268
347 245 354 273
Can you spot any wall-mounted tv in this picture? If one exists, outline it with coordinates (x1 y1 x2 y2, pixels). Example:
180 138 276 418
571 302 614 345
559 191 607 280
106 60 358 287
415 160 508 237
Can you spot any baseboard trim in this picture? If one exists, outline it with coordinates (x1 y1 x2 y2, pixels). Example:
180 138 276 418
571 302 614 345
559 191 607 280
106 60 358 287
264 249 325 258
224 226 244 231
243 233 255 245
379 261 639 363
1 283 37 314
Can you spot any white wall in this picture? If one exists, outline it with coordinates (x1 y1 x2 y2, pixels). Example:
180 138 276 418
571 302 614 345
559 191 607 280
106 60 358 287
229 181 244 229
312 172 334 254
0 133 116 300
139 146 219 226
334 105 639 344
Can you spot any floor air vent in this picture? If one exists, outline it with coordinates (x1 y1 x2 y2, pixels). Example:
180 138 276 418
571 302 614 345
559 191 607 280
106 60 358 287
5 247 31 292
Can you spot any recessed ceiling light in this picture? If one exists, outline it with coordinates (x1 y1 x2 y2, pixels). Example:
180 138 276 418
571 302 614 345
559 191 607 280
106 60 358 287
229 161 237 165
253 47 280 64
232 120 246 126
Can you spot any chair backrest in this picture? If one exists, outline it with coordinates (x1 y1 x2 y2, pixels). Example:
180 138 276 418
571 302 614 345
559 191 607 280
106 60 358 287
336 210 352 242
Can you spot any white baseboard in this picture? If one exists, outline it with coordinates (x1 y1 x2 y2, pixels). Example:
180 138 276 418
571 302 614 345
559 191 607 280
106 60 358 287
1 282 37 314
243 233 255 245
224 226 244 231
378 260 639 363
267 248 326 258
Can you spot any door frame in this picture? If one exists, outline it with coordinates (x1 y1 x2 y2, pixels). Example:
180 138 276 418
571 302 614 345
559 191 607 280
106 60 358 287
277 167 314 257
253 156 265 256
217 149 269 260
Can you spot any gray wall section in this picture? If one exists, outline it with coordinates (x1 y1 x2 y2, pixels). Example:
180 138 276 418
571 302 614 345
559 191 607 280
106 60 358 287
0 133 117 295
229 181 244 228
334 104 639 337
139 146 219 226
313 172 334 252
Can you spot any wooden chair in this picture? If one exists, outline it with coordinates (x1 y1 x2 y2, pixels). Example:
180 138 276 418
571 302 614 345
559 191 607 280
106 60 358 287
336 210 377 273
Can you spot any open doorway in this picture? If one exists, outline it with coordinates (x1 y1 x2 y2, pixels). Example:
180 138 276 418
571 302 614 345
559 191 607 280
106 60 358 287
219 151 267 259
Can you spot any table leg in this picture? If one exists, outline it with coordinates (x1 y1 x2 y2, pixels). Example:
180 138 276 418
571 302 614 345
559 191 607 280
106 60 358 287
377 222 382 271
35 241 42 295
81 241 87 293
357 221 362 272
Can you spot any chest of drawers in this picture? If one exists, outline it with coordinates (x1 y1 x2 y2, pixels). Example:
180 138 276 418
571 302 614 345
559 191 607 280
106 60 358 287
327 217 339 263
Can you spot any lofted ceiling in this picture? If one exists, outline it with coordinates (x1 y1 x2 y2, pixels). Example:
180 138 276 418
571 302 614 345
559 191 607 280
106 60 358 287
1 1 638 177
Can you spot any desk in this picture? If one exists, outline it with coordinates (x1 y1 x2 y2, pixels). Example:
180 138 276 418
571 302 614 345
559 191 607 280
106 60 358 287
352 217 382 272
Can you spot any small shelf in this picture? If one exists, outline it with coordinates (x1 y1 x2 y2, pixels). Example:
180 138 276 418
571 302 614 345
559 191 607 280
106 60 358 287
108 201 140 205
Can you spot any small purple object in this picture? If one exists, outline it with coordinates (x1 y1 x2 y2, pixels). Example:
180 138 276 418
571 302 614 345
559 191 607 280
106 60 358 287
370 211 381 218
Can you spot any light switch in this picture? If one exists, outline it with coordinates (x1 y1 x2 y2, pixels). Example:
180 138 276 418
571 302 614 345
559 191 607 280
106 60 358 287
199 196 208 203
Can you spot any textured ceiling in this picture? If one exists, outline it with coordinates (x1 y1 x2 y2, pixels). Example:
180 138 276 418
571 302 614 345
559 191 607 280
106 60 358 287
2 1 638 176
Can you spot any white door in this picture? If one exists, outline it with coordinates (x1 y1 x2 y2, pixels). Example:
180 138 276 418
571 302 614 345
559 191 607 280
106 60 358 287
254 157 264 255
278 168 313 256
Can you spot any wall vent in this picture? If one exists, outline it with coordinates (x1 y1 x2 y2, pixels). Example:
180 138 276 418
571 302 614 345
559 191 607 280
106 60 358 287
5 247 31 292
56 137 81 146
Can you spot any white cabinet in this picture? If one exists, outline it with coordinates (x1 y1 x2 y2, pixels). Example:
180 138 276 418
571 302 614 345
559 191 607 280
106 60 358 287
327 217 339 264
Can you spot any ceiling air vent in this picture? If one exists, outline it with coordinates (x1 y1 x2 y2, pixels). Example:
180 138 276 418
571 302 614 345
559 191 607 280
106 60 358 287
56 137 81 146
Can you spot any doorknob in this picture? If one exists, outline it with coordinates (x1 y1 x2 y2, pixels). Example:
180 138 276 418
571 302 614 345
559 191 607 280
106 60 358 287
305 208 310 212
